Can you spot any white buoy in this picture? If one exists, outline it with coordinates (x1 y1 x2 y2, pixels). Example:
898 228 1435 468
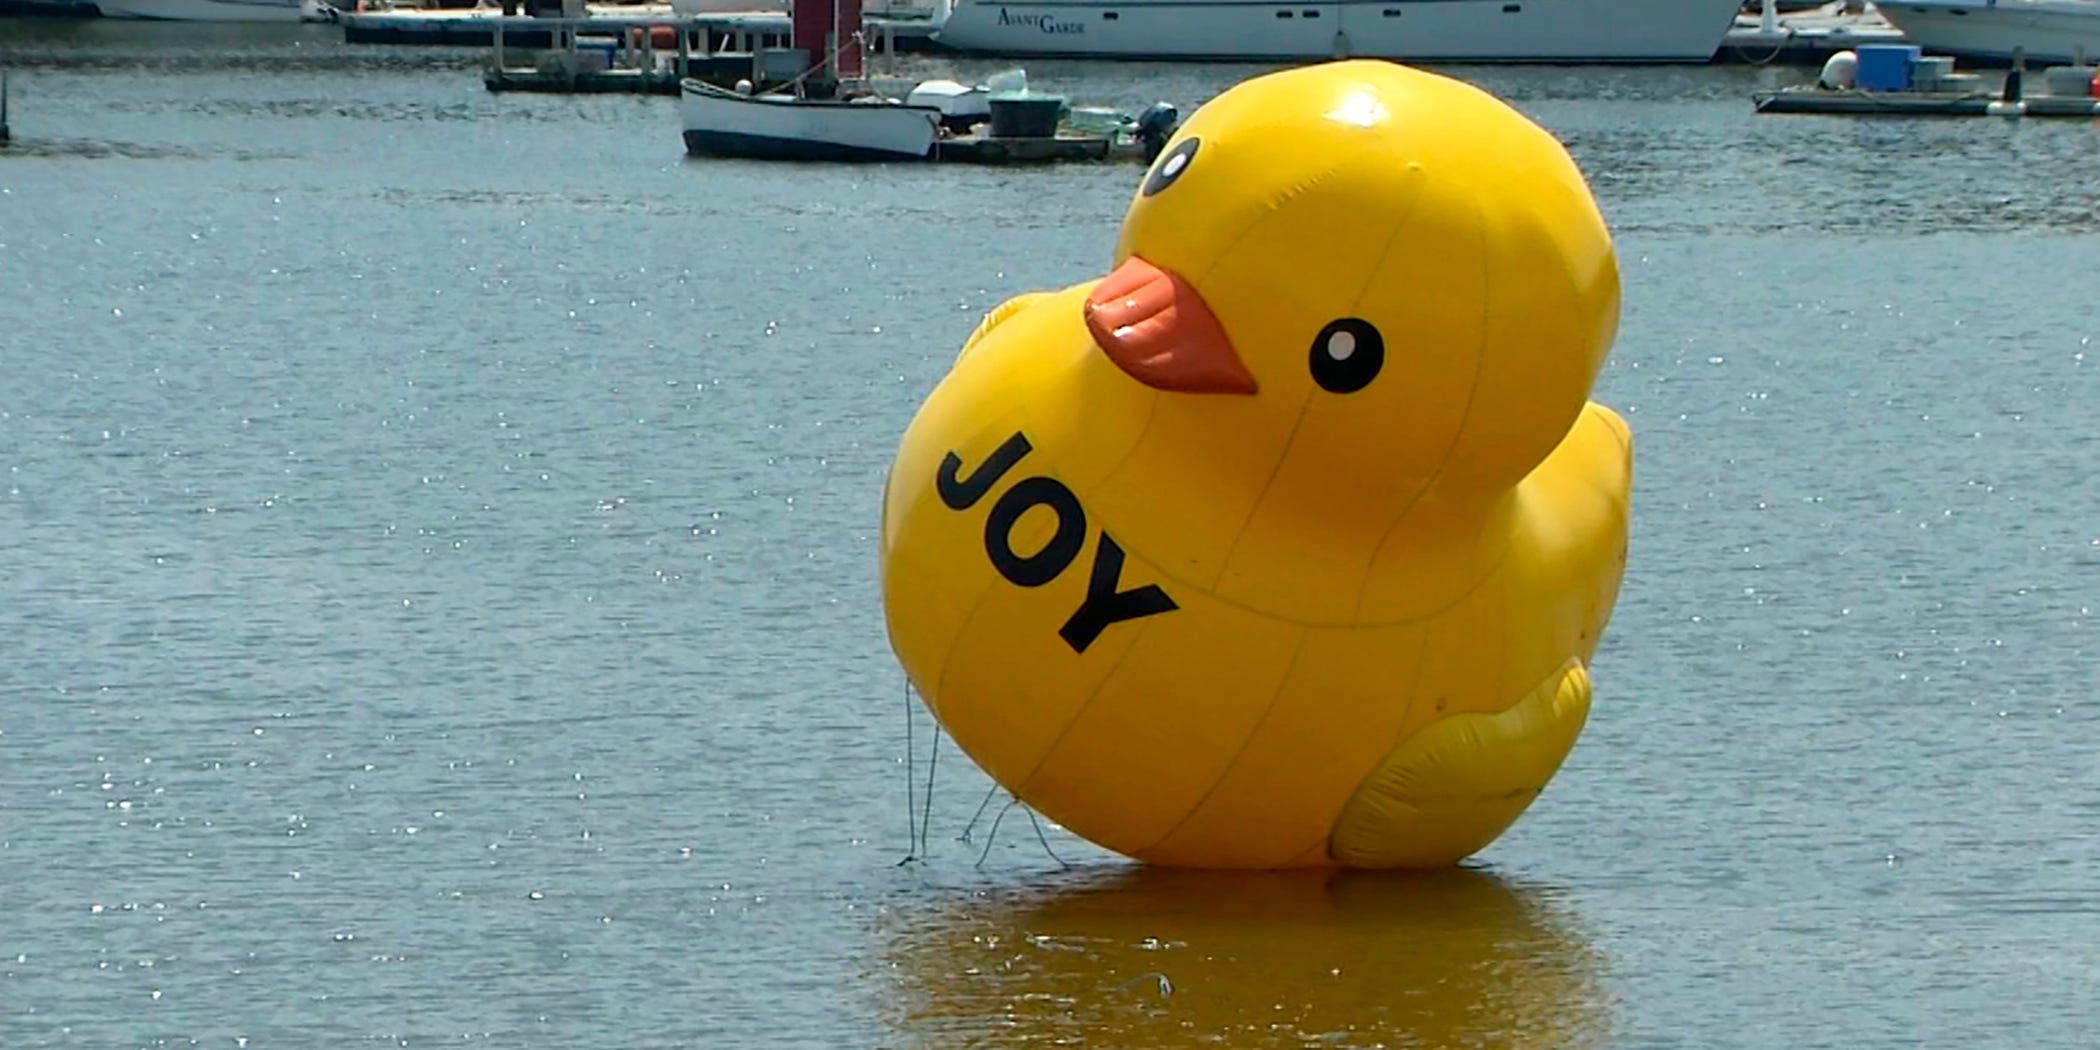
734 78 754 95
1819 50 1858 90
1986 99 2026 117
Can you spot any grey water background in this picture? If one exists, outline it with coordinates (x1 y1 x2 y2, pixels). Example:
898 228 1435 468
3 19 2099 1048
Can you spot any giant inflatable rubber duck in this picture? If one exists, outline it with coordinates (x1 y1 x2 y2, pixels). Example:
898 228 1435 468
880 60 1632 869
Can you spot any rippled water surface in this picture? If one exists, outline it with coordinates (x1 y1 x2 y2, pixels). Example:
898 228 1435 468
4 20 2099 1049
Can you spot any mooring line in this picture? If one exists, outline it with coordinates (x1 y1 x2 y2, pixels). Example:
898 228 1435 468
899 676 918 866
1025 807 1069 869
958 784 1001 843
918 713 941 858
975 799 1022 868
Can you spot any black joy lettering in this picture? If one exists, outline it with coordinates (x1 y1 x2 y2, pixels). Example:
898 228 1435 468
937 431 1179 653
937 432 1032 510
1059 534 1177 653
984 476 1086 587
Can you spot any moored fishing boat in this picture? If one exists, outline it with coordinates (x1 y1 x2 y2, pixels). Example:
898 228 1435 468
680 77 942 160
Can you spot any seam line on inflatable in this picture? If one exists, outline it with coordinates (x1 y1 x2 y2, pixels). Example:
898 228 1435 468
1078 372 1161 517
1342 625 1438 807
1128 626 1314 859
1349 196 1496 623
1008 615 1159 798
1344 159 1429 309
928 562 1024 728
1207 388 1315 591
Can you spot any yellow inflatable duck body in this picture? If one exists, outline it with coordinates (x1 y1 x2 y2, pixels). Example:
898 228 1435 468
880 60 1632 869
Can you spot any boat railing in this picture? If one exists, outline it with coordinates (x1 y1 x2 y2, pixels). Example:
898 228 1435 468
863 0 937 17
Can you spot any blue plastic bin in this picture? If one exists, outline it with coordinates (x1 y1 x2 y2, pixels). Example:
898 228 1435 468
1854 44 1922 92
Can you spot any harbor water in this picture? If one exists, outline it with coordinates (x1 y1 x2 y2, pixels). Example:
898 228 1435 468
4 19 2100 1049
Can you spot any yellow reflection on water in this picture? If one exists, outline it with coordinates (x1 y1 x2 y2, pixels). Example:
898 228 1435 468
881 866 1608 1048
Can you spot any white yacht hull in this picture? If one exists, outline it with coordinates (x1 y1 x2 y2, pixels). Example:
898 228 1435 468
680 80 941 161
1876 0 2100 65
0 0 101 12
933 0 1743 62
95 0 332 20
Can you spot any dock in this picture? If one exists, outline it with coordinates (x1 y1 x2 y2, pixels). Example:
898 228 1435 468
340 4 939 51
353 0 1901 65
486 63 683 92
1755 49 2100 117
933 131 1143 165
1755 88 2100 116
483 17 688 94
478 14 920 94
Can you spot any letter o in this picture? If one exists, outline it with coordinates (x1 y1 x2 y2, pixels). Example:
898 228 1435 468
984 476 1086 587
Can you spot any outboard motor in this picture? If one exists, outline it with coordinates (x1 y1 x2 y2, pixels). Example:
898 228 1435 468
1135 102 1179 164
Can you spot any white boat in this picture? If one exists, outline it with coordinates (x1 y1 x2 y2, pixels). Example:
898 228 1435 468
1876 0 2100 65
903 68 1028 129
930 0 1744 62
680 78 941 161
0 0 100 14
93 0 336 20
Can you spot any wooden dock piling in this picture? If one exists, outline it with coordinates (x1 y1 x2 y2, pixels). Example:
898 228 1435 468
483 15 690 95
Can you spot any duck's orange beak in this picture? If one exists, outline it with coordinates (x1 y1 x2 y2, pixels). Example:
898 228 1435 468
1083 256 1257 395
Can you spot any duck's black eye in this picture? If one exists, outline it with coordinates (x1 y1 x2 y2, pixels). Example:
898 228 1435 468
1309 319 1384 394
1142 136 1200 197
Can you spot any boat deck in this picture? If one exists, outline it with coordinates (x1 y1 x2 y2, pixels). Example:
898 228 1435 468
1754 87 2100 115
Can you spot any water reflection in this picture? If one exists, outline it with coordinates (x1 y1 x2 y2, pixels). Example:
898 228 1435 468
882 866 1608 1049
0 135 269 160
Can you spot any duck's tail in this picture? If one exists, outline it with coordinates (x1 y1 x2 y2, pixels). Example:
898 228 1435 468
955 291 1055 366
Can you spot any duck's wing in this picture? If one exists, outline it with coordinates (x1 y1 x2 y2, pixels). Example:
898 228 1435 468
1327 658 1591 869
956 291 1055 365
